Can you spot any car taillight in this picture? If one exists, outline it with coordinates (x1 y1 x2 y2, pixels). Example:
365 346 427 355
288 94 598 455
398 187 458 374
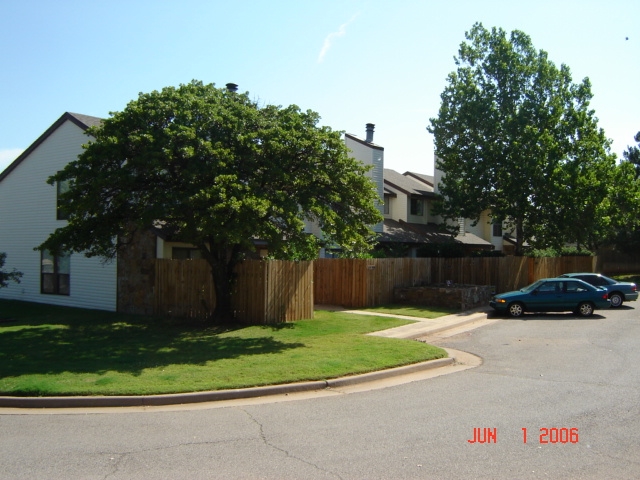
632 285 637 293
603 293 609 299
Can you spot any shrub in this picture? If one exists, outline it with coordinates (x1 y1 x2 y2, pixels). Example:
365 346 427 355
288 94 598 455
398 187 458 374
0 253 23 288
559 246 594 256
527 246 594 258
470 250 505 257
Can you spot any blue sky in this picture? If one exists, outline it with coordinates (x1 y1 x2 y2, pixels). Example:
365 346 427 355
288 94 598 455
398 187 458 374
1 0 638 176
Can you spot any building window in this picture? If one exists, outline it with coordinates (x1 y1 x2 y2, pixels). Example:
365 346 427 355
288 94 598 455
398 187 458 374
57 178 70 220
41 250 70 295
172 247 202 260
410 197 424 216
383 194 390 215
492 221 503 237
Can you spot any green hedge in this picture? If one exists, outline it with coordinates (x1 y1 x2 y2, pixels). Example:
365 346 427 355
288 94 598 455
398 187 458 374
527 246 594 258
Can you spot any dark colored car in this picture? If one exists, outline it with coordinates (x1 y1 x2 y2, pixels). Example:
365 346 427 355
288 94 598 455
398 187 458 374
558 273 638 308
490 278 610 317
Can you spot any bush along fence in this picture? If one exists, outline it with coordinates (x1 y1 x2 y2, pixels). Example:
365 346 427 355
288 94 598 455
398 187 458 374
119 256 599 322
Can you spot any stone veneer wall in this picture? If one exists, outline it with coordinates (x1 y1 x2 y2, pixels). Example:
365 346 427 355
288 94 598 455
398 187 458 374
393 284 494 311
117 229 157 315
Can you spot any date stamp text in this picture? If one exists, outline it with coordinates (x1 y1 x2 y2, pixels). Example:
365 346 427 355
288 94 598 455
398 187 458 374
467 427 579 444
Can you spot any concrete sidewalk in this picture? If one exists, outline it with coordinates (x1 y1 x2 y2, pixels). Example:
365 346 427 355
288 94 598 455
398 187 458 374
317 305 492 339
363 307 492 339
0 308 492 410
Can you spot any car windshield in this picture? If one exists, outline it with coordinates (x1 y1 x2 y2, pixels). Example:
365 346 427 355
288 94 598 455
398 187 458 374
521 280 546 293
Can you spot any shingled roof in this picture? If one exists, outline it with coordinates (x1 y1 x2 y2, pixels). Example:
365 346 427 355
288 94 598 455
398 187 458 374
404 171 434 188
383 168 436 198
378 219 493 248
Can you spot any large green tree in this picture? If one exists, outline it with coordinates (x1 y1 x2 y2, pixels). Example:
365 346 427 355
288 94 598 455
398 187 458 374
623 131 640 178
39 81 382 321
428 23 616 254
608 132 640 254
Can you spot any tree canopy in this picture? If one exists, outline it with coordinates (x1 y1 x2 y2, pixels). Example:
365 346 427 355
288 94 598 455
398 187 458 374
609 132 640 254
623 131 640 178
428 23 616 254
39 81 382 321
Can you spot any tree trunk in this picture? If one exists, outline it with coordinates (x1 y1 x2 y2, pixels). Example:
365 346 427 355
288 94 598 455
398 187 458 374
210 263 235 323
200 243 242 323
515 218 525 256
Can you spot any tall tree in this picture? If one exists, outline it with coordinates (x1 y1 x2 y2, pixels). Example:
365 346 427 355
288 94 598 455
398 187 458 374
623 131 640 178
39 81 382 321
609 132 640 254
428 23 616 254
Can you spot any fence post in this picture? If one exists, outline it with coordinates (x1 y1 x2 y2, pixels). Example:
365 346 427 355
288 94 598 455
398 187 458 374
528 257 535 284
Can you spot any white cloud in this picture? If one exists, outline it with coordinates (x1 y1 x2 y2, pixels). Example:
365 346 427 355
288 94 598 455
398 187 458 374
0 148 24 173
317 14 359 63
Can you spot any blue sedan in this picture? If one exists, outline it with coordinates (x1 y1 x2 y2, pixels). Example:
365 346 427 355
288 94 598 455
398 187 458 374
490 278 610 317
558 273 638 308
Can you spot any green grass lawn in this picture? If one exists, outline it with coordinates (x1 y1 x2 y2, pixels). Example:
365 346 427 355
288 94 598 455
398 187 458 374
0 300 446 397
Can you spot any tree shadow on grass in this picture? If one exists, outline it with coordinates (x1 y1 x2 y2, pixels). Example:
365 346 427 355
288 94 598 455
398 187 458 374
0 301 305 378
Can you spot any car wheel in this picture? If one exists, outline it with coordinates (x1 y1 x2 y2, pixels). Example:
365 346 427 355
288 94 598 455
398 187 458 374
508 302 524 318
577 301 594 317
609 292 623 308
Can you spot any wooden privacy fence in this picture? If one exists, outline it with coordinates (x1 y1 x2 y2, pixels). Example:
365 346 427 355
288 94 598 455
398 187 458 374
151 256 598 320
314 256 596 309
233 260 314 323
154 259 314 324
529 256 597 280
595 248 640 275
154 259 216 319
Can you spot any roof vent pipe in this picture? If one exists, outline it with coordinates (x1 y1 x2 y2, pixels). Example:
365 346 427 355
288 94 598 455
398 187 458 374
226 83 238 92
365 123 375 143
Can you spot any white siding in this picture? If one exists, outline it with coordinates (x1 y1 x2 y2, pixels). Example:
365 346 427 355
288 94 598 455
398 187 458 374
433 157 505 250
467 213 506 250
466 212 487 238
345 136 384 233
407 198 429 224
345 137 375 172
434 155 445 195
491 233 505 251
392 195 408 221
0 120 117 311
370 150 384 232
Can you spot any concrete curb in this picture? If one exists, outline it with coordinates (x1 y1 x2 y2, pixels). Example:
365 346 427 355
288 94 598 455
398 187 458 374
325 357 454 388
0 357 454 409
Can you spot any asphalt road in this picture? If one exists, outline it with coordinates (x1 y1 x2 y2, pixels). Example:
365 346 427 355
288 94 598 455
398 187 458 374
1 305 639 479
